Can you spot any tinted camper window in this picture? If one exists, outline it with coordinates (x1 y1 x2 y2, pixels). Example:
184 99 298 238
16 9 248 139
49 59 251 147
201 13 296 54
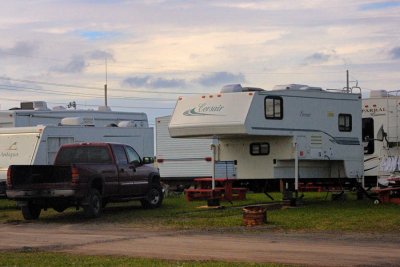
338 114 352 132
265 96 283 119
250 143 270 155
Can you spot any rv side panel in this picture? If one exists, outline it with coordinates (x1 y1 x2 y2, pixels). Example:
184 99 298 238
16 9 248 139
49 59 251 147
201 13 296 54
156 116 213 180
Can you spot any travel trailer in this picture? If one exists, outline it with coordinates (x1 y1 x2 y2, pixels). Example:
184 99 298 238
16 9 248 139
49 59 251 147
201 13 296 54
156 116 214 183
0 101 154 196
169 84 364 189
0 101 149 128
362 90 400 185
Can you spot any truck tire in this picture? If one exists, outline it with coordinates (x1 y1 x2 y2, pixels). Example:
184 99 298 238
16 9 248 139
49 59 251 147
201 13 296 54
53 205 68 213
21 203 41 220
83 189 102 218
141 183 163 209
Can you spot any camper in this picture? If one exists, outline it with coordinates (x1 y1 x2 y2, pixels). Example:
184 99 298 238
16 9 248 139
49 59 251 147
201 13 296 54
0 124 154 195
0 101 149 128
362 90 400 185
169 84 364 189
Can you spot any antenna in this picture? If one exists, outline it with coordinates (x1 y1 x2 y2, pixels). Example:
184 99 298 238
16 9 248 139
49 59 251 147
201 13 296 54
346 70 349 93
104 58 108 107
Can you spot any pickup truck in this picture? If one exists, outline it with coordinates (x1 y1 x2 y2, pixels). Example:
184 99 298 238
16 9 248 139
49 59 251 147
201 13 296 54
6 142 163 220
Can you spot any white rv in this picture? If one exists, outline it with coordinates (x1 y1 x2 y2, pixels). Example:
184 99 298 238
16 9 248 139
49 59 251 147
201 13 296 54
362 90 400 185
0 101 148 128
169 84 363 188
156 116 213 182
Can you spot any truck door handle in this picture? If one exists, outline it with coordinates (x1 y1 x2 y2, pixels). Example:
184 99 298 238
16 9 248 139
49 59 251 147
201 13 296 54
128 166 136 172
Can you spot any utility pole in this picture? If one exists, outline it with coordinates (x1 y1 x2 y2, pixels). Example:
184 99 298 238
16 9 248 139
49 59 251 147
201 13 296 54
104 58 108 107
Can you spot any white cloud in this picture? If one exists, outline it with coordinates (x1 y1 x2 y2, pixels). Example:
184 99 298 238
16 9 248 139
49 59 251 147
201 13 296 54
0 0 399 116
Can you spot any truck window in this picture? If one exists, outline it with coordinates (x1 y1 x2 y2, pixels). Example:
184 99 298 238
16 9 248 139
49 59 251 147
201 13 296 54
55 146 112 165
113 145 128 164
125 146 141 164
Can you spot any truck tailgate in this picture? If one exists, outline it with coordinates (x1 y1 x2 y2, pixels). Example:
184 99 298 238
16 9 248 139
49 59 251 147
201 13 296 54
9 165 72 188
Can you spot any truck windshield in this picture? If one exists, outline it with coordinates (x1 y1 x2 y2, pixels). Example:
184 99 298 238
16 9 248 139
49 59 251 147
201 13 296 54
55 146 112 165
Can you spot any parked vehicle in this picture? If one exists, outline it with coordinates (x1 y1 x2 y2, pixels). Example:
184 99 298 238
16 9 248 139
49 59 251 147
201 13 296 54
156 116 214 182
0 101 154 196
362 90 400 186
0 101 149 128
169 84 363 190
0 124 154 196
6 142 163 220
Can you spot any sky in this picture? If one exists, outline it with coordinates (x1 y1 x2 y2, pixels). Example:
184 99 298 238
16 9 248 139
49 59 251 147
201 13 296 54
0 0 399 125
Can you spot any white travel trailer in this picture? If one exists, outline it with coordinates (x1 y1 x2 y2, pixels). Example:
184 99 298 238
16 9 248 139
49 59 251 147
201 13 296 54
169 84 364 189
362 90 400 185
0 124 154 195
156 116 214 182
0 101 149 128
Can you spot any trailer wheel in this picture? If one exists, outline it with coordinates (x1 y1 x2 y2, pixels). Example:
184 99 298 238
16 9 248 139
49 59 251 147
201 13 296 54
83 189 102 218
21 203 41 220
141 184 163 209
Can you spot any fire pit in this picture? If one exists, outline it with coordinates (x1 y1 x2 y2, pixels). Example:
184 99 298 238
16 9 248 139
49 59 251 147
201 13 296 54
242 206 267 226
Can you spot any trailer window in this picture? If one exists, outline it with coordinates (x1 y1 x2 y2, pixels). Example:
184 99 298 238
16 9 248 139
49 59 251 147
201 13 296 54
265 96 283 119
338 114 352 132
362 118 374 154
250 143 270 155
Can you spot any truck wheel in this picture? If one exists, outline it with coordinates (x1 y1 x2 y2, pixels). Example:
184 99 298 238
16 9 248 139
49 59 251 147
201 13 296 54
53 205 67 213
141 184 163 209
21 203 41 220
83 189 102 218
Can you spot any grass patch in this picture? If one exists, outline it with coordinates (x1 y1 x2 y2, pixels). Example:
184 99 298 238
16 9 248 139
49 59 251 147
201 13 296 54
1 192 400 233
0 251 291 267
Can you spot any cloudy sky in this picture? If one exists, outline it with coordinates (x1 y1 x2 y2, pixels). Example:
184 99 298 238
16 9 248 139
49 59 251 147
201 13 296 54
0 0 399 123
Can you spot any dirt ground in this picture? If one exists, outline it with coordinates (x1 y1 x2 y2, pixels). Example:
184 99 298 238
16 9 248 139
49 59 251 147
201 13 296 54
1 222 400 266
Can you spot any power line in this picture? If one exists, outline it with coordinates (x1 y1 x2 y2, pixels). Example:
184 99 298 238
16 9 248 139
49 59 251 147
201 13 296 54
0 76 203 95
0 84 177 102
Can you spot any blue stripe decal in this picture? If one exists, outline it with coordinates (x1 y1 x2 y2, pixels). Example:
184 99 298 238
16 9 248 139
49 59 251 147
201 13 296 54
251 127 360 145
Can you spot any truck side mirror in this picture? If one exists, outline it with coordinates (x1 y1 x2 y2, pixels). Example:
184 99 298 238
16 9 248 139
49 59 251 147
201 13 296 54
142 157 154 164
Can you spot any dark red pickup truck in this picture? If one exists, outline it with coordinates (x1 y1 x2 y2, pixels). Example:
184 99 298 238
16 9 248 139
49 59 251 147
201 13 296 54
6 142 163 220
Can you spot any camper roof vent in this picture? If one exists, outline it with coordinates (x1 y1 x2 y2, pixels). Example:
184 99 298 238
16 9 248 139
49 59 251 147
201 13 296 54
52 106 66 111
369 90 388 98
60 117 94 126
221 84 243 93
273 84 322 91
98 106 112 112
118 121 138 128
20 101 50 111
221 84 264 93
